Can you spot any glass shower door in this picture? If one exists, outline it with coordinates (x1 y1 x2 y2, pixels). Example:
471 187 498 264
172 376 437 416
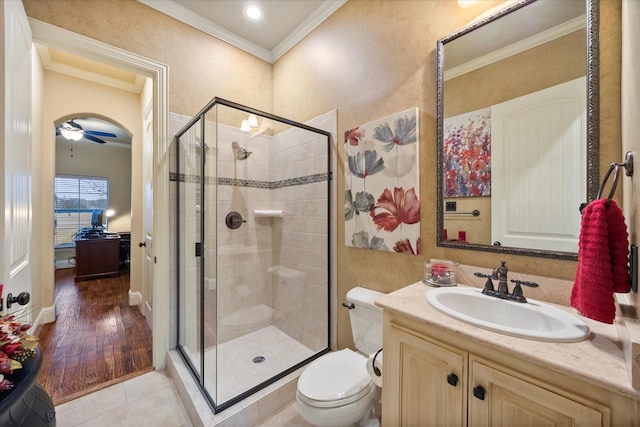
175 98 331 412
176 116 207 392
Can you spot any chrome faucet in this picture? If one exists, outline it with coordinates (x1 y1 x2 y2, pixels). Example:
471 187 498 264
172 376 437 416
473 261 539 303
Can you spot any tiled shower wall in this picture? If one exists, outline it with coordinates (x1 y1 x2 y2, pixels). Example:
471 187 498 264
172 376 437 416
270 112 334 351
170 110 335 352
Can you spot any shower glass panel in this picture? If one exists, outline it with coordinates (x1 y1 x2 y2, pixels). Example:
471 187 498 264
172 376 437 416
174 98 331 411
176 115 205 382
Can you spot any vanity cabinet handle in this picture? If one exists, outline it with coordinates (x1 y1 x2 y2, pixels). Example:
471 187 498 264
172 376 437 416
446 373 458 387
473 385 486 400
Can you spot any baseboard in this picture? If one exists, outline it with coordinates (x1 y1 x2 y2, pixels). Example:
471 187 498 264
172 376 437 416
128 289 142 306
145 300 153 329
32 304 56 336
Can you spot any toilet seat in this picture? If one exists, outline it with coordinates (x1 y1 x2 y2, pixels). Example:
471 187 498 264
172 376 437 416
298 349 374 409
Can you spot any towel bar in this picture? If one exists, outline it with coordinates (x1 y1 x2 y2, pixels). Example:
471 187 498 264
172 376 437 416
595 151 634 206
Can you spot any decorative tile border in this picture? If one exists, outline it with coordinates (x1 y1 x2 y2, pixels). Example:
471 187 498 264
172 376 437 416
170 172 330 189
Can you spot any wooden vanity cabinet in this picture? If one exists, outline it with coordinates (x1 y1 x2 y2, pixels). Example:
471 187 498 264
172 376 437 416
383 312 634 426
468 358 604 426
385 322 467 426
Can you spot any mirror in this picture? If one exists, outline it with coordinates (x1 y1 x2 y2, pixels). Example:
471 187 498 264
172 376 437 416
436 0 598 260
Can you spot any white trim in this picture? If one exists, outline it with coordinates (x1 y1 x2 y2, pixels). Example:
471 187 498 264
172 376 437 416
445 16 586 80
32 305 56 335
128 289 142 306
138 0 271 62
137 0 346 63
34 44 145 93
29 18 171 370
271 1 347 62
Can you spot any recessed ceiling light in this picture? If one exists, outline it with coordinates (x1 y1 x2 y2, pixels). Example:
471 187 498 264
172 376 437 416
243 4 264 22
457 0 479 7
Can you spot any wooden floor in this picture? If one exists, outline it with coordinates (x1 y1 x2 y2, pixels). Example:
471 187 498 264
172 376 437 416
37 267 153 405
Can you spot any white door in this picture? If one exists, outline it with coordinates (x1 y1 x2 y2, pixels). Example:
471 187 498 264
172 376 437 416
142 97 154 326
491 77 586 252
1 0 33 319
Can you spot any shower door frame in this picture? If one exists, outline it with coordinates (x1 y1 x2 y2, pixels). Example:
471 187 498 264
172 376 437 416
174 97 332 413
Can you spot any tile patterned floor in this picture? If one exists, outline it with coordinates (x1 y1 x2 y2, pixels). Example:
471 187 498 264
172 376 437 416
53 370 312 427
53 371 191 427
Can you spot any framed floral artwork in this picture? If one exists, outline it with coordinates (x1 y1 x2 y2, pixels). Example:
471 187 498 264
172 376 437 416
344 108 421 254
443 108 491 197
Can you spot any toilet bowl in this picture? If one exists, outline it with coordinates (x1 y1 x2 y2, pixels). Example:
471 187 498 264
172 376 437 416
296 287 385 427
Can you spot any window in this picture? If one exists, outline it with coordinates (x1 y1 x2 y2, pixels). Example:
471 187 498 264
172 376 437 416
54 175 109 247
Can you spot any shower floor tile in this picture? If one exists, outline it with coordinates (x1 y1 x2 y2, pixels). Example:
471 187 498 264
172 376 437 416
206 325 315 404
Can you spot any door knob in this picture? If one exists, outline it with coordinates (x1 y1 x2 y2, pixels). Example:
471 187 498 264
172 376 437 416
6 291 30 309
138 242 146 247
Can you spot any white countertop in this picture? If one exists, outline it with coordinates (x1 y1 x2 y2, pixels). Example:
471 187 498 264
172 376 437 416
375 282 640 400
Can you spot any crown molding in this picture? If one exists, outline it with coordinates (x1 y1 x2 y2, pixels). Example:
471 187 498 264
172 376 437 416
35 44 145 93
138 0 272 62
445 15 586 81
271 1 347 62
138 0 346 64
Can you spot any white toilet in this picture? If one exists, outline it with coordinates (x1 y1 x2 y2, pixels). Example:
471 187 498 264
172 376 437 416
296 287 385 427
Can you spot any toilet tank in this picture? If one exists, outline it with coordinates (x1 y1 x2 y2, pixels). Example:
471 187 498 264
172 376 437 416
347 286 386 355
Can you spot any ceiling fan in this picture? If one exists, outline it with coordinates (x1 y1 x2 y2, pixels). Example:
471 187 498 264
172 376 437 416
56 119 117 144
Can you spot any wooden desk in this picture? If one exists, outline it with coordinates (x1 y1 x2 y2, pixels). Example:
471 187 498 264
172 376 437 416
74 236 121 281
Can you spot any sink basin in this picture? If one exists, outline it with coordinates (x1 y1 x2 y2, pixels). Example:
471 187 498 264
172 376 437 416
426 287 590 342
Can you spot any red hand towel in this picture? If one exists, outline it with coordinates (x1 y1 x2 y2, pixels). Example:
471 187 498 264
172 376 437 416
571 199 631 324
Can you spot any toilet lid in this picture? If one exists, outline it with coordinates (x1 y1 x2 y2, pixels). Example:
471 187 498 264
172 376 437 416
298 349 373 404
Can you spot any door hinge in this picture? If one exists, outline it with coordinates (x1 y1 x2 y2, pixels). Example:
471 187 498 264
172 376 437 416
195 242 202 257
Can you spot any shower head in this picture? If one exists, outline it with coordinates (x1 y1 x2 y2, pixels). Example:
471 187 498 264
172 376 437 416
232 141 252 160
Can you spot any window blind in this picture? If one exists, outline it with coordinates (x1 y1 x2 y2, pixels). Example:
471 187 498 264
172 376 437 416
54 175 109 246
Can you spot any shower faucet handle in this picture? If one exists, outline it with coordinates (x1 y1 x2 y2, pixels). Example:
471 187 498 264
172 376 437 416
225 211 246 229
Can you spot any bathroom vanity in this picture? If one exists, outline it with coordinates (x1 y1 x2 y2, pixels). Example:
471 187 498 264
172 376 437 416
377 283 639 426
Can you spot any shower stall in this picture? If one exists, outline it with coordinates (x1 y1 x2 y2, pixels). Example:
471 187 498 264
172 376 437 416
173 98 331 411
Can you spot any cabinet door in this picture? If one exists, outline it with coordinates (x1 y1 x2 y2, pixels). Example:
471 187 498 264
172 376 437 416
385 323 467 427
469 358 607 426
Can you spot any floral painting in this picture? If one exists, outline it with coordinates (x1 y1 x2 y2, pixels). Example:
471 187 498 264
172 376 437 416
344 108 421 254
443 108 491 197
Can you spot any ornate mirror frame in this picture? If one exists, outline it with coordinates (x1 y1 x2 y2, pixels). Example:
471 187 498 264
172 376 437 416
436 0 599 260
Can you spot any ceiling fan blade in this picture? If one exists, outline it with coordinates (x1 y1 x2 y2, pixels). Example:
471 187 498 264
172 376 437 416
84 130 117 138
84 134 107 144
67 120 83 130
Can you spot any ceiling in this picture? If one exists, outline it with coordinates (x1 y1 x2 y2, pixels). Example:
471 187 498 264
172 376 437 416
42 0 346 146
138 0 347 63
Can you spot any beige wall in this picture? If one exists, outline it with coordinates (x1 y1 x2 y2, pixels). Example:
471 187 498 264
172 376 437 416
444 30 586 116
55 133 132 234
23 0 273 118
25 0 623 350
50 71 134 234
272 0 621 348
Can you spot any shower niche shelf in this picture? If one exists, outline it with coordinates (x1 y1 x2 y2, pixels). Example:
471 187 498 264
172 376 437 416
254 209 284 218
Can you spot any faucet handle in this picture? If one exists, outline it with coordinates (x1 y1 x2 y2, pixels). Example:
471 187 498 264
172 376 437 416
474 272 496 295
512 280 539 288
509 279 539 303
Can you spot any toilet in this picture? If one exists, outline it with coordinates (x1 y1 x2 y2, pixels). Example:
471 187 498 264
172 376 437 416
296 287 385 427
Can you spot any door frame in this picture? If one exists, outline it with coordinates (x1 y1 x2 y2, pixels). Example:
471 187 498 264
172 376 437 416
29 18 170 370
